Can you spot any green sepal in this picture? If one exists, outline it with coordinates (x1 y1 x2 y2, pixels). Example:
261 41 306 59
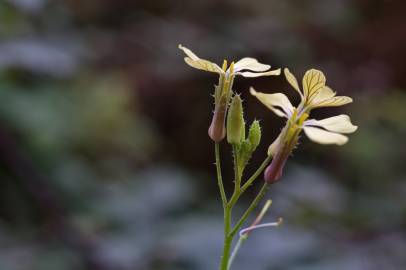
213 84 221 104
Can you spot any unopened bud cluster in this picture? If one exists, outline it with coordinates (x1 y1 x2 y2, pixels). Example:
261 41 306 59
226 95 262 171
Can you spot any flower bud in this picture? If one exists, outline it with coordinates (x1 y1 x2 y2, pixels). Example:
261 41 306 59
265 124 300 183
247 120 261 151
208 104 227 142
264 150 288 184
227 95 245 145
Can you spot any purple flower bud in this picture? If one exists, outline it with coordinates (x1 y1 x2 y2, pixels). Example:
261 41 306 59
264 151 288 184
208 105 227 142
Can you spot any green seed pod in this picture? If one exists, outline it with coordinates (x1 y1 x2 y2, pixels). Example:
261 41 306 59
227 94 245 145
238 140 252 168
247 120 261 151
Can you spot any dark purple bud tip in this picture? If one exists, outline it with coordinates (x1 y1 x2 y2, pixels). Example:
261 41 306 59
264 153 288 184
208 106 227 142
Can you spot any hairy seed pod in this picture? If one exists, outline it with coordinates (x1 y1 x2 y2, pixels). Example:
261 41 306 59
226 95 245 145
247 120 261 151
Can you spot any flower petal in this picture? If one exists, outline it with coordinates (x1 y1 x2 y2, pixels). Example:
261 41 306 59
308 86 335 105
302 69 326 100
234 58 270 72
268 132 283 156
250 87 293 118
238 68 281 77
304 115 358 134
303 126 349 145
311 96 353 108
183 58 223 73
178 44 223 73
284 68 302 97
178 44 199 60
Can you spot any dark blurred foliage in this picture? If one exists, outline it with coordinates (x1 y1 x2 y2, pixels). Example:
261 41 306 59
0 0 405 269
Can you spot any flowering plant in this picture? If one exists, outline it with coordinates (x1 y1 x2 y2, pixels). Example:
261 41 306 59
179 45 357 270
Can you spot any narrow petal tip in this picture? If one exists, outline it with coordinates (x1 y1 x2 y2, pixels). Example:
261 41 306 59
273 68 282 75
250 87 257 95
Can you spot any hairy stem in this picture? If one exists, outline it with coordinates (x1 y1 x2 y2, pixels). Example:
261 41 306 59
228 155 271 208
215 143 227 206
233 145 241 192
220 205 233 270
217 151 272 270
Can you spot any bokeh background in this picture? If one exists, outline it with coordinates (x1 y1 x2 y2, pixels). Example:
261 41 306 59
1 0 405 269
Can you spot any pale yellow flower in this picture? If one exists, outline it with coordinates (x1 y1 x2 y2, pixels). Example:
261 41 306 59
250 68 357 147
178 45 281 78
179 44 280 142
284 68 353 111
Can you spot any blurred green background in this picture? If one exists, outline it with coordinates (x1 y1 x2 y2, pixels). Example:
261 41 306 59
0 1 405 270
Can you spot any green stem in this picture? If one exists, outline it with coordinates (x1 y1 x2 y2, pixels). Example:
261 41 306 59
241 155 271 193
220 145 241 270
218 153 271 270
215 143 228 206
228 145 241 208
232 145 241 192
220 205 233 270
227 199 273 269
230 183 270 238
228 155 271 208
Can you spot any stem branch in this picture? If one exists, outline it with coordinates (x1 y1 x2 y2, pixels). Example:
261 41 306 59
215 143 228 206
241 155 271 193
217 152 272 270
230 183 269 238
